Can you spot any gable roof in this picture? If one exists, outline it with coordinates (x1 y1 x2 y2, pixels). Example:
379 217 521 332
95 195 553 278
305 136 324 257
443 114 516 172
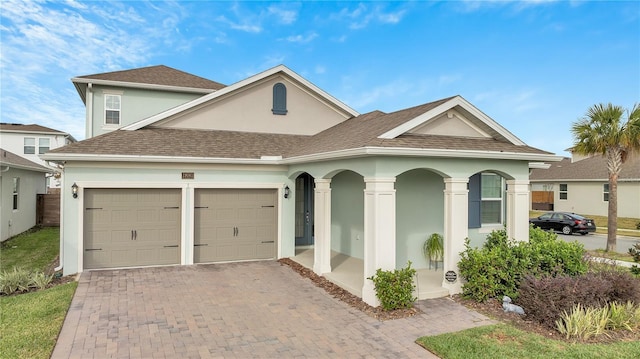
72 65 225 103
0 148 50 172
530 155 640 182
122 65 360 131
0 123 69 136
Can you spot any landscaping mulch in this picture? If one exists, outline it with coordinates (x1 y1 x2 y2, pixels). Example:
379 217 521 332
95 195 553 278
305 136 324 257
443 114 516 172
278 258 420 321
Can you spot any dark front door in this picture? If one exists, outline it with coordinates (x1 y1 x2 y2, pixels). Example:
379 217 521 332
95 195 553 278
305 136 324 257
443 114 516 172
295 173 314 246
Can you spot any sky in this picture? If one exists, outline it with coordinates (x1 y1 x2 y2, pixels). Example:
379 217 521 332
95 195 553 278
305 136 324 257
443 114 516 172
1 0 638 157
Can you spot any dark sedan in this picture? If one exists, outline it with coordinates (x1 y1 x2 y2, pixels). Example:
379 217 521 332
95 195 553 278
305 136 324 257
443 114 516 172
529 212 596 235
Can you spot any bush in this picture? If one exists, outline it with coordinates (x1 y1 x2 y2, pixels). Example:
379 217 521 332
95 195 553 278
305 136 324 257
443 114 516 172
458 226 587 302
0 267 54 295
556 301 640 340
368 261 417 311
518 270 640 328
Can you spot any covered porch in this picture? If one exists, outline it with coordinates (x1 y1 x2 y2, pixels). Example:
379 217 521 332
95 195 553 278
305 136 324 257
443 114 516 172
291 248 449 300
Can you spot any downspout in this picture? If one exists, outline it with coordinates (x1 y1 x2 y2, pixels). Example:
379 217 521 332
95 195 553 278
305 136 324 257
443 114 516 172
85 83 93 139
54 162 65 273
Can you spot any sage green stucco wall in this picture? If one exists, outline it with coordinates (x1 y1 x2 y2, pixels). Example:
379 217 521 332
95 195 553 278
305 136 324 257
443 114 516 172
395 169 444 269
1 168 46 242
330 171 365 259
91 86 203 137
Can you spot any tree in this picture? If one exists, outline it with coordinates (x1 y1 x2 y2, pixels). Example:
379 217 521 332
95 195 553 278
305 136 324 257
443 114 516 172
571 103 640 252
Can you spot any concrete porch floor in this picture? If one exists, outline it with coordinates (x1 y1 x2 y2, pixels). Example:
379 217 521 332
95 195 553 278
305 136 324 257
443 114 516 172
292 248 450 300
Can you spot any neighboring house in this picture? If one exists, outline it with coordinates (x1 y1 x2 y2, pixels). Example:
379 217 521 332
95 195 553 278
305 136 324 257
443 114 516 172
0 123 75 189
43 64 560 306
0 149 48 242
530 154 640 218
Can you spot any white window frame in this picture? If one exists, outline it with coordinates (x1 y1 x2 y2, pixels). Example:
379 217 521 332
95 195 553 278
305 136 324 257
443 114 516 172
480 173 504 226
104 94 121 125
559 183 568 200
24 137 35 154
12 177 19 211
38 138 50 154
603 183 609 202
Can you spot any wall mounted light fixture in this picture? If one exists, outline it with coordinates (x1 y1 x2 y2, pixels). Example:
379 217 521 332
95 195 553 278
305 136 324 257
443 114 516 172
71 183 78 198
284 185 290 199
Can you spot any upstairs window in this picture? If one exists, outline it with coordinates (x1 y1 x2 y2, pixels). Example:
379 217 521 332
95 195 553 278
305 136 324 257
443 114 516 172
272 83 287 115
559 183 568 200
13 177 19 210
105 94 121 125
38 138 50 154
24 137 35 154
603 183 609 202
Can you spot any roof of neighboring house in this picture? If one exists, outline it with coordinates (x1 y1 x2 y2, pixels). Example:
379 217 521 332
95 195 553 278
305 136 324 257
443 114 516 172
0 123 69 135
74 65 225 90
530 155 640 181
0 148 50 172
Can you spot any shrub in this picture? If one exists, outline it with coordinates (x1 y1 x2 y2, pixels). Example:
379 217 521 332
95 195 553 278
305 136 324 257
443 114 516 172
458 226 587 302
607 301 638 331
30 272 53 290
555 304 609 340
368 261 417 311
0 267 32 295
518 270 640 328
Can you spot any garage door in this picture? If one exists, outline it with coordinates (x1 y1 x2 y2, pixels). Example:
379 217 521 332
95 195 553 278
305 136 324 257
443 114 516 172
194 189 277 263
83 188 181 269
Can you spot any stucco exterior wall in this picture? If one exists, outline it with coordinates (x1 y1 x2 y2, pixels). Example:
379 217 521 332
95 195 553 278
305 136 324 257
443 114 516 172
160 76 349 135
330 170 365 259
538 181 640 218
1 168 46 241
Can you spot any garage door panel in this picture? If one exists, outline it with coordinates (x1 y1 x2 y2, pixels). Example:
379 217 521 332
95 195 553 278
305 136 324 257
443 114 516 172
256 243 275 258
84 188 181 270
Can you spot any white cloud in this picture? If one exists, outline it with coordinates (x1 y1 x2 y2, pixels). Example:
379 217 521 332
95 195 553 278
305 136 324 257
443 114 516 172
315 65 326 74
268 5 298 24
331 4 407 30
284 32 318 43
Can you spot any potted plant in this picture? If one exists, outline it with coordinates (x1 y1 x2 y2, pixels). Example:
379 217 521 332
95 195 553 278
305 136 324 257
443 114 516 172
423 233 444 269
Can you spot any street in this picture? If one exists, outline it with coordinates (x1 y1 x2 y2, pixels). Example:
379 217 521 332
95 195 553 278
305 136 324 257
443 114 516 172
557 232 640 254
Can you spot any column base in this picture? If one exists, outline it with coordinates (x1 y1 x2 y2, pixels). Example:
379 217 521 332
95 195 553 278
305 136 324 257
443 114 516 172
362 281 380 307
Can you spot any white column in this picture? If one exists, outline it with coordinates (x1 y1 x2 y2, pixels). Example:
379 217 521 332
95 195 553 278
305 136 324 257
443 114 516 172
442 178 469 294
313 179 332 275
506 179 530 242
362 177 396 307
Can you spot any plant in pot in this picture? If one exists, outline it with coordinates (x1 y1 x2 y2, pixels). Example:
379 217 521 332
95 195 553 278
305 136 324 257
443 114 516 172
423 233 444 270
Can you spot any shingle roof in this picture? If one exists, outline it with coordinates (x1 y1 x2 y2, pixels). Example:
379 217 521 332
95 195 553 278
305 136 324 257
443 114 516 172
0 148 49 172
0 123 68 135
530 155 640 181
75 65 225 90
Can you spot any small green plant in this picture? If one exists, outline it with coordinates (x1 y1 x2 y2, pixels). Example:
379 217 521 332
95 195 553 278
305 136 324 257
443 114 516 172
422 233 443 268
30 272 54 290
555 304 609 340
607 301 638 331
367 261 417 311
0 267 32 295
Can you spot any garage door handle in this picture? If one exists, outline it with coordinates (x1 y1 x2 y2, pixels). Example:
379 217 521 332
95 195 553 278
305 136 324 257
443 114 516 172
194 244 208 247
85 248 102 251
85 207 103 210
164 245 179 248
164 206 179 209
261 241 274 244
262 205 275 208
195 206 209 209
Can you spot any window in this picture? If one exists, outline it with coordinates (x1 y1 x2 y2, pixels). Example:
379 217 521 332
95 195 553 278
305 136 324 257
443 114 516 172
24 137 35 154
603 183 609 202
559 183 568 200
480 173 503 224
272 83 287 115
12 177 19 210
38 138 50 154
105 94 121 125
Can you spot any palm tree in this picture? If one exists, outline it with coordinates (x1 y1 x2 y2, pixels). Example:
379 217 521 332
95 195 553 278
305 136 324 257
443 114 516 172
571 103 640 252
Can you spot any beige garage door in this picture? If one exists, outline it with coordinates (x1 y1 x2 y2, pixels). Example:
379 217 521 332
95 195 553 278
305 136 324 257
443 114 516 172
194 189 277 263
84 188 181 269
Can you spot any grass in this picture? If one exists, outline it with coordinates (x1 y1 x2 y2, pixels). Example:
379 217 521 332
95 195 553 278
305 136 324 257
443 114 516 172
0 282 77 359
0 227 75 359
530 211 640 237
417 323 640 359
0 227 59 272
587 249 635 263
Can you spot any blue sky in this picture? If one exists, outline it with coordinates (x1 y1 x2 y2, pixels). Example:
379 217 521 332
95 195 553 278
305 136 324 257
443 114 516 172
1 0 638 156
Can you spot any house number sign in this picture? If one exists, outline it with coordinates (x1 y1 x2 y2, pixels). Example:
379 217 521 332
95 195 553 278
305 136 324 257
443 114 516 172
181 172 194 180
445 270 457 283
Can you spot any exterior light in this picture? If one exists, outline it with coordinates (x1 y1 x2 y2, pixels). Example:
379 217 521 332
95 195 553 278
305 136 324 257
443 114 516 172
72 183 78 198
284 186 290 199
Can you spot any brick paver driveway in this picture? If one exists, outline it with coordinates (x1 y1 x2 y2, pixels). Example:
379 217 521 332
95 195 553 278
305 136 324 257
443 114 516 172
52 261 494 358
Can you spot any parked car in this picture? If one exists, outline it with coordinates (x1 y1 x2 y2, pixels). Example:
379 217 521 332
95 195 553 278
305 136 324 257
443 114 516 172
529 212 596 235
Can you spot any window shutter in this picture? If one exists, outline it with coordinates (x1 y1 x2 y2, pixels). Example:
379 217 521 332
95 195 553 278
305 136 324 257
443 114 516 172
272 83 287 115
468 173 481 228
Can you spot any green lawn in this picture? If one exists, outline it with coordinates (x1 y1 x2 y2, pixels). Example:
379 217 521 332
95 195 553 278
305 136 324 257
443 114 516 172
0 227 75 359
417 324 640 359
1 227 60 272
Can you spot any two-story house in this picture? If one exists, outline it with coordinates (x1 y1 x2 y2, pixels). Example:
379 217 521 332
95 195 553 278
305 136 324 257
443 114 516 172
44 64 560 307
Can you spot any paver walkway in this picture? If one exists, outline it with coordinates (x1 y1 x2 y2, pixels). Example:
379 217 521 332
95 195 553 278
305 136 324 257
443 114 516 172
52 261 495 358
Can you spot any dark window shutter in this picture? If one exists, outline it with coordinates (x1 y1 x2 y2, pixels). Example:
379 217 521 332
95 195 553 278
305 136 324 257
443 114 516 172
468 173 481 228
272 83 287 115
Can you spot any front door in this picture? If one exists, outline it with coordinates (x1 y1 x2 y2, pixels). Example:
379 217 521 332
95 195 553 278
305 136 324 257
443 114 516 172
295 173 314 246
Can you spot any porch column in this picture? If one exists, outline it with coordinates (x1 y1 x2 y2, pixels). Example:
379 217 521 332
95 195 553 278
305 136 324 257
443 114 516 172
442 178 468 294
362 177 396 307
506 179 530 242
313 179 332 275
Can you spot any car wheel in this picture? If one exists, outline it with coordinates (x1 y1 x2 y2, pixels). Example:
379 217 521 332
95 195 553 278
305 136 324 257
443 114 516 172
580 232 588 236
562 226 572 235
